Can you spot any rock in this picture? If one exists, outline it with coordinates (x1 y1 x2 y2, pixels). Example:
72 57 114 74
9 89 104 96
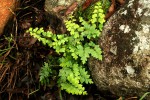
0 0 19 36
44 0 85 16
44 0 86 34
88 0 150 98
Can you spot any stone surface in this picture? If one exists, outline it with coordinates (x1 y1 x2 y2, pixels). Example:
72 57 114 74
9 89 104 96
44 0 86 34
89 0 150 98
0 0 18 36
44 0 85 16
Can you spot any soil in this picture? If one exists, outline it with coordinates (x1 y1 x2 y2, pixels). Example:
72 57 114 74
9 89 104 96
0 0 128 100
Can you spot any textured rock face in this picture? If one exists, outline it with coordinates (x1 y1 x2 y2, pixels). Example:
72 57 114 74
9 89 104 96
44 0 86 34
44 0 85 15
89 0 150 98
0 0 18 36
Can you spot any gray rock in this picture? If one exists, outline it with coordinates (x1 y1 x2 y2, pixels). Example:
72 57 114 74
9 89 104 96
89 0 150 98
44 0 85 16
44 0 85 34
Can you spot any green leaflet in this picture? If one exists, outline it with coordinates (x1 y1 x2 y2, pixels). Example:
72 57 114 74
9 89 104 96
79 67 93 84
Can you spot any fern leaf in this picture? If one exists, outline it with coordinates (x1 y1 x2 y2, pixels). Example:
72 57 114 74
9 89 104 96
79 67 93 84
39 62 52 85
60 82 87 95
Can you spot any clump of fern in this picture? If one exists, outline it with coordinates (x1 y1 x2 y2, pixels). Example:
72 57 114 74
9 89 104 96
27 1 105 95
81 0 108 24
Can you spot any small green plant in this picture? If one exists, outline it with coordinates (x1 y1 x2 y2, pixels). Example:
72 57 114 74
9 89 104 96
101 0 110 13
39 62 52 85
0 34 14 57
140 92 150 100
81 0 107 25
27 1 105 95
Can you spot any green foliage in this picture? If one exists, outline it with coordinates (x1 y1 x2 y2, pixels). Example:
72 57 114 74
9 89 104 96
101 0 110 13
39 62 52 85
58 62 92 95
140 92 150 100
39 55 60 89
0 35 14 57
117 92 150 100
27 1 105 95
90 1 105 31
81 0 107 25
58 56 93 95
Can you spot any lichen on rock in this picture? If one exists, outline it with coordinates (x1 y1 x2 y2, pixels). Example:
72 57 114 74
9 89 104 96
88 0 150 98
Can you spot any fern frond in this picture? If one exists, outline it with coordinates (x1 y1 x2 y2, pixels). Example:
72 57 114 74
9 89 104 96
90 1 105 31
58 65 90 95
39 62 52 85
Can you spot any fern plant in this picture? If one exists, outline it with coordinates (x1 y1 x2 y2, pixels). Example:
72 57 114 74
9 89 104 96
40 62 52 85
27 1 105 95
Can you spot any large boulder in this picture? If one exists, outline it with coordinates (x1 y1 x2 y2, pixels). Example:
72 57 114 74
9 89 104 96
89 0 150 98
0 0 19 36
